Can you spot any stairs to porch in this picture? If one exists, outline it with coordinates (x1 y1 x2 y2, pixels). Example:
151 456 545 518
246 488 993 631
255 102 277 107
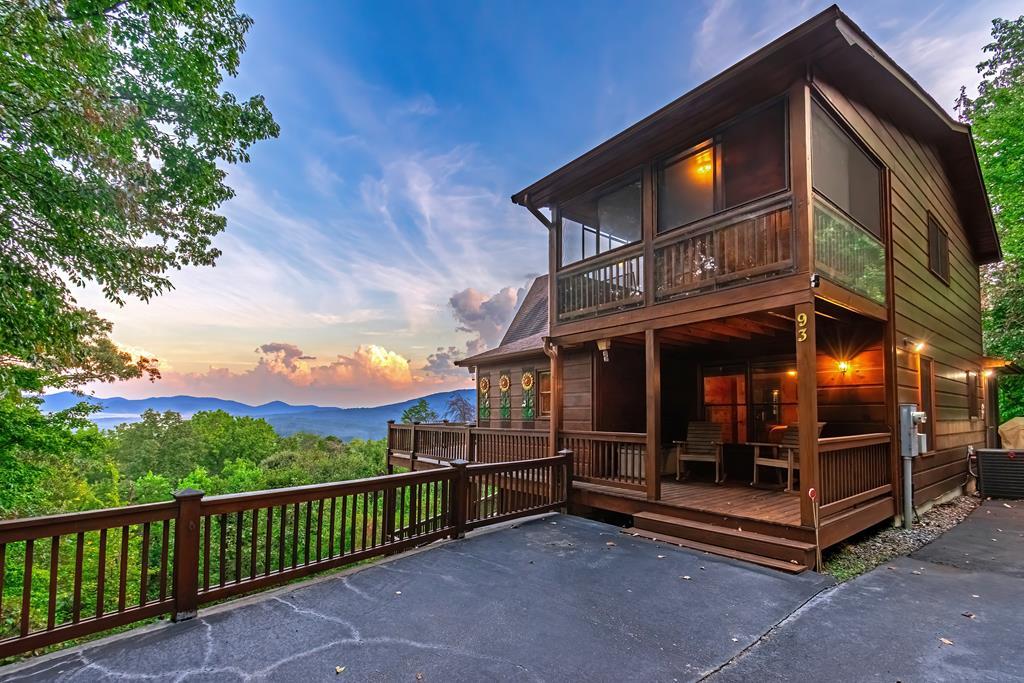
626 511 816 574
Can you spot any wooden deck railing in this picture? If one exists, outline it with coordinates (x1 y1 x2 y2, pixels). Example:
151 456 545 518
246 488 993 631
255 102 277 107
387 422 549 465
0 453 571 659
387 423 646 492
654 198 793 301
559 431 646 491
817 433 892 515
555 244 644 322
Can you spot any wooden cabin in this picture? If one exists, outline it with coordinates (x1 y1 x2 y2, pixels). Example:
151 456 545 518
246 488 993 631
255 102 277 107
387 6 1002 571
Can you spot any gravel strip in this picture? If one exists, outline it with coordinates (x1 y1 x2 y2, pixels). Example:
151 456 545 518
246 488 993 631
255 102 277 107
822 494 980 581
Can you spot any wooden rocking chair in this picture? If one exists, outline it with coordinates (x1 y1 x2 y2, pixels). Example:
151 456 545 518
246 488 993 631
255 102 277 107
673 422 724 483
747 422 825 492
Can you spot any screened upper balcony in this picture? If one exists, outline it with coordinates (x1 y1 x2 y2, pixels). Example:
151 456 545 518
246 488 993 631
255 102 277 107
551 95 888 325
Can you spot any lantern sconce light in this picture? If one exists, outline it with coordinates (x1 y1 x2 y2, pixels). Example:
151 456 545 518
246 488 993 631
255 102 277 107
596 338 612 363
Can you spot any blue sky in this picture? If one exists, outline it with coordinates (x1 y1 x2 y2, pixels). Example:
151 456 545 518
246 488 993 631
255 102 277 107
82 0 1018 407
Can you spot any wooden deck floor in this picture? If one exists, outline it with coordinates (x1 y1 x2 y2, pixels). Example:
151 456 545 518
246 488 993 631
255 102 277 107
574 479 802 527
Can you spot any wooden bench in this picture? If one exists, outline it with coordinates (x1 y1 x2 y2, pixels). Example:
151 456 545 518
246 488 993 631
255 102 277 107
747 422 825 491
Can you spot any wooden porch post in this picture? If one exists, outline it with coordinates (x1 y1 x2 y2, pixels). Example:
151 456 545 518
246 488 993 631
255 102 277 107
645 328 662 501
795 301 820 527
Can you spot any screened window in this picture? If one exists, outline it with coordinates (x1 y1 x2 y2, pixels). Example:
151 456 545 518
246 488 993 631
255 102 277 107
919 357 935 450
559 171 642 266
538 370 551 416
928 213 950 282
722 102 787 209
811 102 881 237
967 370 981 419
658 100 787 233
659 142 715 231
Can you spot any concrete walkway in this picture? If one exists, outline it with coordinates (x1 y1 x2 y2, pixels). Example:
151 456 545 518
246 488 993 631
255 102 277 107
710 500 1024 682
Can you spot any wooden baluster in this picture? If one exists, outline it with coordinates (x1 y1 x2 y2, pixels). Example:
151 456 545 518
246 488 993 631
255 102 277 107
140 522 151 606
250 508 259 580
21 539 34 636
47 535 59 630
303 501 312 565
73 532 84 621
218 515 227 587
264 507 274 575
234 511 243 582
202 515 211 590
159 522 169 603
95 530 106 618
277 504 286 573
290 503 300 569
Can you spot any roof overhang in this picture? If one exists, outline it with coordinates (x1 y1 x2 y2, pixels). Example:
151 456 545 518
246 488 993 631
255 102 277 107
511 4 1001 265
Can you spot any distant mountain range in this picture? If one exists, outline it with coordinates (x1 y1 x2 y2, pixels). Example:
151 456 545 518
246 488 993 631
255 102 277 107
40 390 475 441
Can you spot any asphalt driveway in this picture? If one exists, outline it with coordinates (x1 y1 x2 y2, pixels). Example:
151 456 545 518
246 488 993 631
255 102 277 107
0 514 832 682
710 500 1024 682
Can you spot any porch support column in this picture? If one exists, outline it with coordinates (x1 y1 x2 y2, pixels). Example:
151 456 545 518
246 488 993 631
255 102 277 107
645 328 662 501
795 301 820 527
545 340 563 459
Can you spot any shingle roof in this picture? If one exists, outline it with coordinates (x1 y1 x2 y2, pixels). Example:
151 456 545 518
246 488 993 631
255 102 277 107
457 276 548 366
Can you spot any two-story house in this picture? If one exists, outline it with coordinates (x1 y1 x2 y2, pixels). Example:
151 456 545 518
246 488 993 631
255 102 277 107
387 5 1003 571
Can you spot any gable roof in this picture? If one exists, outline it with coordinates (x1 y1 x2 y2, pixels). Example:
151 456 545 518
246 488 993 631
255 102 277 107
457 275 548 367
511 4 1000 265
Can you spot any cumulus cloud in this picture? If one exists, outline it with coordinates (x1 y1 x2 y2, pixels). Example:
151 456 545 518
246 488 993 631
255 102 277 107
449 286 523 353
422 346 467 379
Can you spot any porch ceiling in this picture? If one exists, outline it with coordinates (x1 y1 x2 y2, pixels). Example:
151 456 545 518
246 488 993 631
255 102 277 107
616 311 796 348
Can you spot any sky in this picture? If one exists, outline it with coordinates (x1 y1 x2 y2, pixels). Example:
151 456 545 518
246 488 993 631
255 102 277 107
78 0 1019 408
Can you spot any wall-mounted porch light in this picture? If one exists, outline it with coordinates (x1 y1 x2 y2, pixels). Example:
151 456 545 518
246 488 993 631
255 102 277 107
903 338 926 353
786 369 797 377
596 338 612 363
837 360 850 374
983 369 994 378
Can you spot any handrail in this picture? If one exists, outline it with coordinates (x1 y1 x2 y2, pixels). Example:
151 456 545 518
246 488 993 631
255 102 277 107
556 242 644 278
817 432 890 452
559 430 646 443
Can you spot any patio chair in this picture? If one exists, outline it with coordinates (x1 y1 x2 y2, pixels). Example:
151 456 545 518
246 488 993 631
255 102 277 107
673 422 724 483
748 422 826 492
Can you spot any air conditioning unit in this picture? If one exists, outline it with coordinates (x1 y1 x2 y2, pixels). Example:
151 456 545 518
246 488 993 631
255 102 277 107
976 449 1024 498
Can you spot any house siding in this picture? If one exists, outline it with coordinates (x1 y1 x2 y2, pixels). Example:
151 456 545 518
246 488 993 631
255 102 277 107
814 73 985 506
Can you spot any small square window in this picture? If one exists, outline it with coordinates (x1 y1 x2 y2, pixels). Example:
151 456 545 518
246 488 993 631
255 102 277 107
927 213 949 283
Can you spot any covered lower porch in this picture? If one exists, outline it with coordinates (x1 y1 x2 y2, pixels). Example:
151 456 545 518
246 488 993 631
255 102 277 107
388 299 897 567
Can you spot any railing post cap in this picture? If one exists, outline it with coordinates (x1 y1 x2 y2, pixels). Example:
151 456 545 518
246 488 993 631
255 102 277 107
174 488 204 499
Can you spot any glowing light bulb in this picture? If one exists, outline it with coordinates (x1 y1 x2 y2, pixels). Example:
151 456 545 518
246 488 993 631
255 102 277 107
837 361 850 373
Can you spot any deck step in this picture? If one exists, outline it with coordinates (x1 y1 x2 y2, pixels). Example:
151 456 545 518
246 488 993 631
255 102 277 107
624 527 809 574
631 511 816 568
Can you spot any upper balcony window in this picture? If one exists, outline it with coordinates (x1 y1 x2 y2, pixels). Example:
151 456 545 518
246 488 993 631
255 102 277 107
811 102 881 237
658 100 787 234
559 170 642 266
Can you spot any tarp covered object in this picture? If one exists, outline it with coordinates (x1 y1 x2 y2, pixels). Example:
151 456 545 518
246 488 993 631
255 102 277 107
998 417 1024 449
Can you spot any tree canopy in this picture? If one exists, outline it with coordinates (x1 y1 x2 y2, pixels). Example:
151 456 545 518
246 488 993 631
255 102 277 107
0 0 279 394
401 398 439 424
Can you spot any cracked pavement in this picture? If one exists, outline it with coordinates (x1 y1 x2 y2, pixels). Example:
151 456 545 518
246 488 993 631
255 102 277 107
5 503 1019 682
0 515 832 682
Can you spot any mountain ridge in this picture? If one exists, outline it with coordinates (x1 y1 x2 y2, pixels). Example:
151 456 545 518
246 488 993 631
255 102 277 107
41 390 476 441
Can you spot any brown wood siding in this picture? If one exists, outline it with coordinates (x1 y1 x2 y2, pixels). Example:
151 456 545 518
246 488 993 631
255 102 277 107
562 349 594 431
814 73 983 504
816 345 886 436
475 357 549 430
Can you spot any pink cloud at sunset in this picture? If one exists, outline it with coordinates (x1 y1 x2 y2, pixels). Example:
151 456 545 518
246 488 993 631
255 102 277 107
91 342 470 407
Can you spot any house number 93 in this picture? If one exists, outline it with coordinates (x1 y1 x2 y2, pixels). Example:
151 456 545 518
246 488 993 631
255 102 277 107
796 313 808 342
